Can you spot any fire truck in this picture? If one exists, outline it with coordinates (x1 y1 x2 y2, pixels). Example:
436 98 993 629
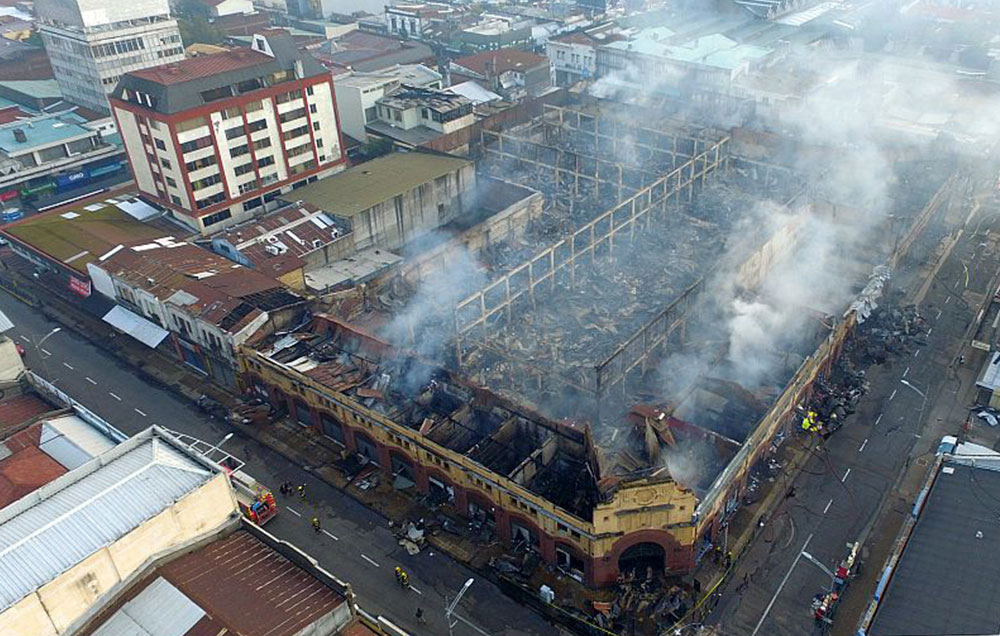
165 429 278 526
231 470 278 525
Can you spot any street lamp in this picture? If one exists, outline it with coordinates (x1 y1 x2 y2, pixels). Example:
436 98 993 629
900 379 929 434
32 327 61 380
445 578 490 636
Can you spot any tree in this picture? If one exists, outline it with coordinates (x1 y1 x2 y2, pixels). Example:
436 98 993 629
177 18 225 47
173 0 225 47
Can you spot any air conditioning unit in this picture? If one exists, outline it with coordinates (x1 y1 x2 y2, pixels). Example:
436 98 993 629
330 228 340 239
265 245 280 256
312 239 323 249
275 243 288 254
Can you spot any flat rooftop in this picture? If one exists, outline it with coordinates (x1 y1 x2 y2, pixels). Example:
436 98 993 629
0 114 94 152
1 196 180 274
81 529 346 636
868 457 1000 636
291 152 471 218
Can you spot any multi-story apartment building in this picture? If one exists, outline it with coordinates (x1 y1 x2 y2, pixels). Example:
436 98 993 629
110 30 346 234
35 0 185 114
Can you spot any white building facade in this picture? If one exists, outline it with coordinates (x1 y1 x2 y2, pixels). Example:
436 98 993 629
333 64 441 141
110 31 346 234
35 0 185 114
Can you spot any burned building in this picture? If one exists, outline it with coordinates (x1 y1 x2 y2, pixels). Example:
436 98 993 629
240 100 960 586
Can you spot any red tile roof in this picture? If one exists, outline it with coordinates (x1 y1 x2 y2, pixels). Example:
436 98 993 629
453 48 548 76
0 106 30 124
130 48 272 86
0 423 68 509
0 393 54 434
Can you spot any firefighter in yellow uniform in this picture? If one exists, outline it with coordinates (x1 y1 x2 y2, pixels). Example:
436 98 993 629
802 410 821 433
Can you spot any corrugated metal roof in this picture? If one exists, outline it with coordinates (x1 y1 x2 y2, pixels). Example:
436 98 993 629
0 432 213 611
102 305 170 349
39 415 117 470
91 577 205 636
978 352 1000 392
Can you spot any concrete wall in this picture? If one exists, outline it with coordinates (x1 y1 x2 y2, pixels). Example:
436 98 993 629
0 473 237 635
351 161 477 251
333 82 370 142
0 337 25 382
398 177 542 285
114 108 156 197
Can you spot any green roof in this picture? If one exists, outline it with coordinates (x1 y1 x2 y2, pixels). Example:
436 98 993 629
292 152 472 218
0 80 62 99
3 201 173 273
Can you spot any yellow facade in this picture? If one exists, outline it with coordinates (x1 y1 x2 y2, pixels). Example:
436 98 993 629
242 347 700 584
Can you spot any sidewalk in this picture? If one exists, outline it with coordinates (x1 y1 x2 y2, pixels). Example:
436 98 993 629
1 263 492 572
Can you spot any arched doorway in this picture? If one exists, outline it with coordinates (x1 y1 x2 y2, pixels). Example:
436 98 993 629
618 542 665 576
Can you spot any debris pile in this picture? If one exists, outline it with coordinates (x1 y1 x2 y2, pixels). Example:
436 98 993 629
588 576 695 635
852 291 927 365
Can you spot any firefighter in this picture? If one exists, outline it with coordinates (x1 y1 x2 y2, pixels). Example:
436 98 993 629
399 570 410 588
298 484 306 500
395 566 404 586
801 410 820 433
312 517 321 533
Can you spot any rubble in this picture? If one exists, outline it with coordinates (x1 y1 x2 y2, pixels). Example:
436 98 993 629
852 290 927 366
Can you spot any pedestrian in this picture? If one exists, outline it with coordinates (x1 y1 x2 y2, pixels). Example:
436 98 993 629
279 482 288 496
415 607 426 624
312 517 321 533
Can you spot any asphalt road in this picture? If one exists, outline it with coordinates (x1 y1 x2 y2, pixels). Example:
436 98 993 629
706 199 992 635
0 295 557 636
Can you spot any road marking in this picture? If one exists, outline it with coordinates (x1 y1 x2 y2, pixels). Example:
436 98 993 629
41 348 51 356
823 499 833 514
410 585 423 595
928 328 933 335
842 468 851 483
875 413 883 426
936 308 943 320
360 554 380 568
18 336 28 343
109 392 121 401
903 366 909 378
286 506 301 517
945 296 951 305
62 362 74 370
751 533 813 636
889 389 897 401
134 408 147 417
86 377 97 385
322 529 339 541
914 349 920 358
859 438 868 453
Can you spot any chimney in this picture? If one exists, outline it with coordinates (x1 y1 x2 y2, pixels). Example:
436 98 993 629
12 128 26 143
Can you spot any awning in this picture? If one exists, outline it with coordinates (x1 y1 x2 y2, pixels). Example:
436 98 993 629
102 305 169 348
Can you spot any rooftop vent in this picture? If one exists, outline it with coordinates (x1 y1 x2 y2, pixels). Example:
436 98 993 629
12 128 26 143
